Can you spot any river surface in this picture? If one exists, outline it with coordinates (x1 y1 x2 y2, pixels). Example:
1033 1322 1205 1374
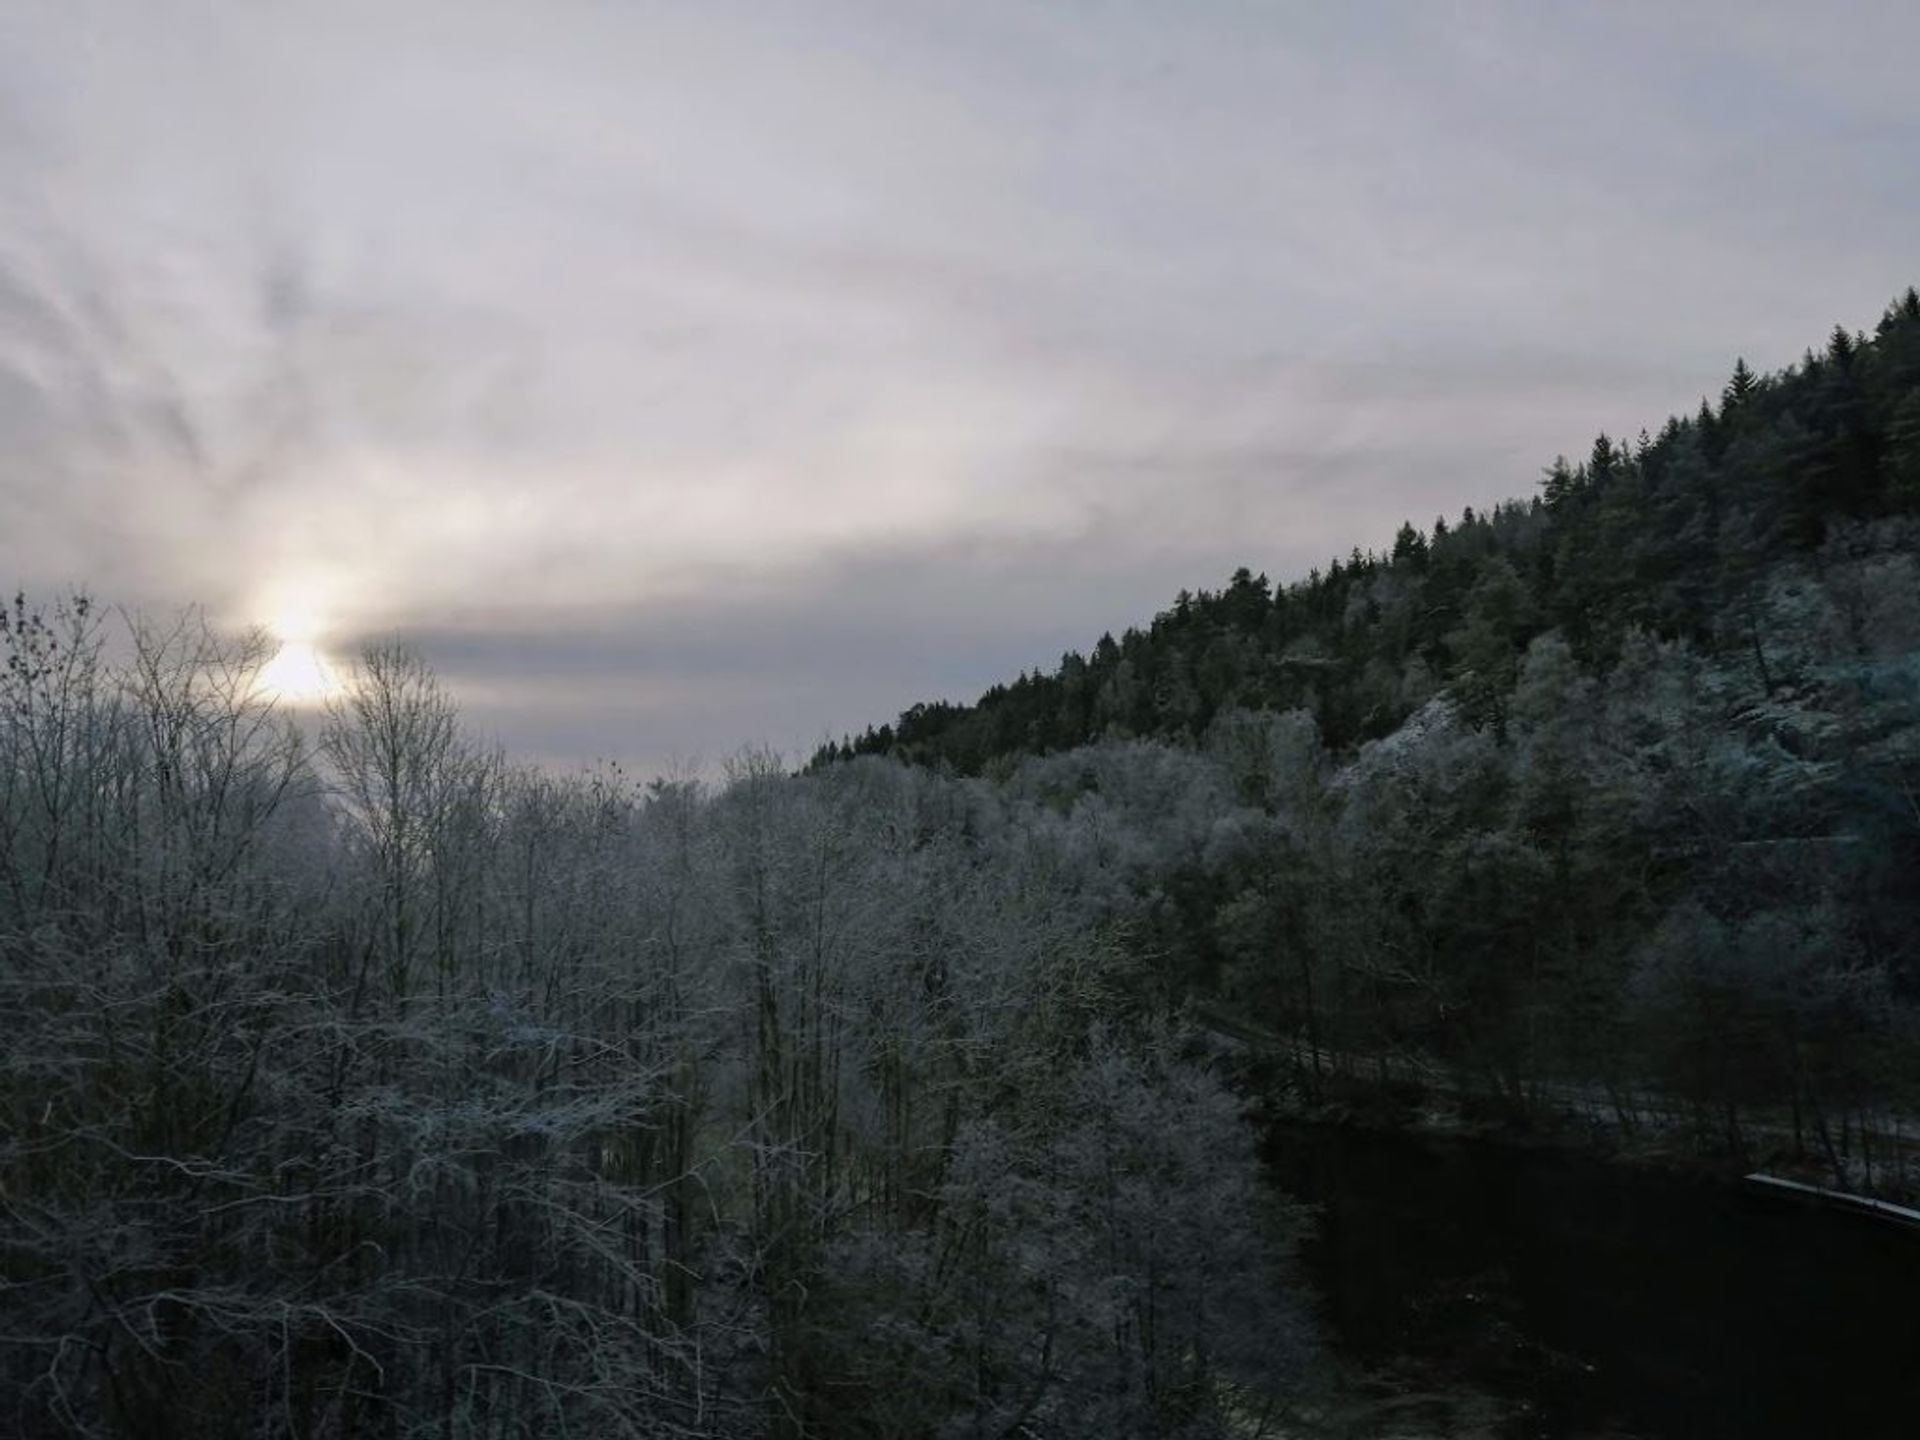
1265 1120 1920 1438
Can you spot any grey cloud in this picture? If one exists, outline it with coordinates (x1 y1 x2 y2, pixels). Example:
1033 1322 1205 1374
3 1 1917 772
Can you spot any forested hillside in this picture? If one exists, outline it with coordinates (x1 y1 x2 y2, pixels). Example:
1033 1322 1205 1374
820 289 1920 769
819 293 1920 1179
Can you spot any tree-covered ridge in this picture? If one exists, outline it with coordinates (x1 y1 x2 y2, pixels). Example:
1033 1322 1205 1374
818 289 1920 772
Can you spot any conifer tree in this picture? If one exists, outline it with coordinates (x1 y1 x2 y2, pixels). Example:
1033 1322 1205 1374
1542 456 1578 508
1589 433 1618 483
1722 357 1757 412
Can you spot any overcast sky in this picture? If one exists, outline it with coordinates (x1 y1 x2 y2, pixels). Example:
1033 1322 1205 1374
4 1 1917 773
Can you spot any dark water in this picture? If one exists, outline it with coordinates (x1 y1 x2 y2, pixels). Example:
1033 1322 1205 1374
1265 1120 1920 1438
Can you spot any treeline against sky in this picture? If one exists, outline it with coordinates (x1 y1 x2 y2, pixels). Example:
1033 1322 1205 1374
821 289 1920 767
816 292 1920 1178
0 614 1309 1438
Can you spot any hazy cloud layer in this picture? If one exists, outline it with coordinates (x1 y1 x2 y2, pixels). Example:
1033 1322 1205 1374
3 1 1917 773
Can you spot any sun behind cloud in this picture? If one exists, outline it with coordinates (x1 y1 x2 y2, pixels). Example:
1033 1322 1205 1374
247 575 347 706
256 636 340 705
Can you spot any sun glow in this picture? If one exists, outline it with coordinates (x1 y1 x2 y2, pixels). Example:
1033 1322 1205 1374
256 636 340 705
247 577 347 706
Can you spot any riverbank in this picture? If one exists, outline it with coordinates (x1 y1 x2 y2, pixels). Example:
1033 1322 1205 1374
1259 1068 1920 1213
1197 1003 1920 1210
1260 1114 1920 1438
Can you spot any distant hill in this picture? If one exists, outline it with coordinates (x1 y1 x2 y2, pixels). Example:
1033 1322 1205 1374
816 289 1920 773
